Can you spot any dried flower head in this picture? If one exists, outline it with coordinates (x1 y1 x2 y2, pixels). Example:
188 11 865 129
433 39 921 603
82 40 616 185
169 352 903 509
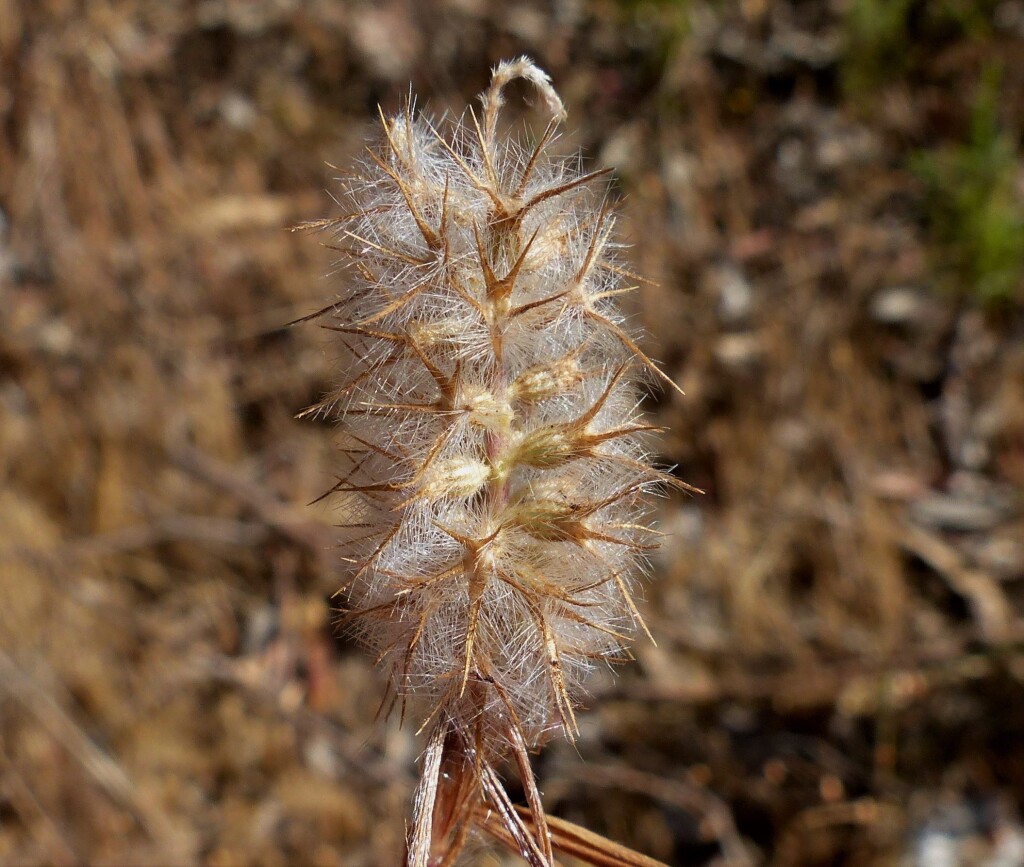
304 58 689 867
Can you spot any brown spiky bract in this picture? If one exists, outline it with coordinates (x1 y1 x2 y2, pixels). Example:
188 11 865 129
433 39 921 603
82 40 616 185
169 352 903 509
308 58 686 867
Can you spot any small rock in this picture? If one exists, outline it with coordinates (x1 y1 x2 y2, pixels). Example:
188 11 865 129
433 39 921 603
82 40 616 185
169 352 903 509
909 494 1012 533
715 262 754 324
871 287 929 326
714 332 763 368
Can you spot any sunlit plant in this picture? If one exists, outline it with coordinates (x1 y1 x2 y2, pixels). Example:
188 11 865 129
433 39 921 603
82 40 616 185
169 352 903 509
303 58 688 866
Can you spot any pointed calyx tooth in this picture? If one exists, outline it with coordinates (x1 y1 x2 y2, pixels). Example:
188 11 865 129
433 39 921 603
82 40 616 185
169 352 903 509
506 394 651 471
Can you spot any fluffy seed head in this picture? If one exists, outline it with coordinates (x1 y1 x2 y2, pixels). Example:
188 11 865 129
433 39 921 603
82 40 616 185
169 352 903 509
309 57 688 866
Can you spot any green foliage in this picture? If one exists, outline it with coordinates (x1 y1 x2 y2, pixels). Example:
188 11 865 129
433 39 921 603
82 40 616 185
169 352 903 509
912 66 1024 304
841 0 998 98
616 0 694 47
926 0 997 39
613 0 696 109
842 0 915 96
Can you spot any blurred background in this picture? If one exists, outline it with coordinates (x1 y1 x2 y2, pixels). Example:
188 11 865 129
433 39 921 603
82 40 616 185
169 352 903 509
2 1 1024 864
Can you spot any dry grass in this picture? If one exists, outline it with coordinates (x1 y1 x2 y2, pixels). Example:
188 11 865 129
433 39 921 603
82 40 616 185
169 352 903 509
2 1 1023 864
